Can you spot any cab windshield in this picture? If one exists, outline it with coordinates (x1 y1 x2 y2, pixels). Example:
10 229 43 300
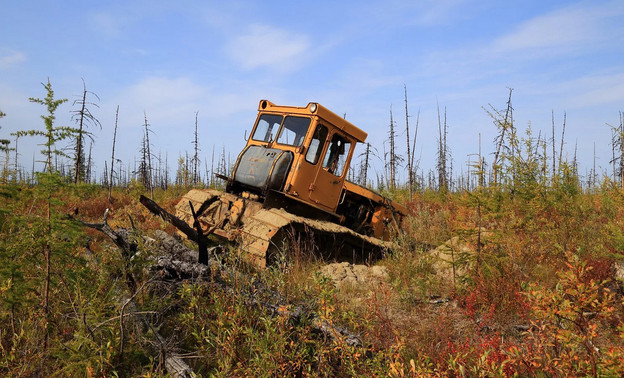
252 114 311 147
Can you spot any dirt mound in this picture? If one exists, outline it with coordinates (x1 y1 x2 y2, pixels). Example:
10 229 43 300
317 231 492 292
318 262 389 287
430 230 493 283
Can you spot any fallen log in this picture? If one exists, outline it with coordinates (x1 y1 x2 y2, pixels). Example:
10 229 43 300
139 195 206 246
140 195 218 265
69 210 138 291
72 209 136 258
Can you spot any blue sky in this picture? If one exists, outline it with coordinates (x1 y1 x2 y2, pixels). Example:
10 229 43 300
1 0 623 183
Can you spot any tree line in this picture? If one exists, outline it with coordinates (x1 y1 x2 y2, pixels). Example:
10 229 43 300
1 80 623 195
0 79 231 196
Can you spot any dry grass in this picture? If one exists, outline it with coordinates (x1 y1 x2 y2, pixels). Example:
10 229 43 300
2 182 624 376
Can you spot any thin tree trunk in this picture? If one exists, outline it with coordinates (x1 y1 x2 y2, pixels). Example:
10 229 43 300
193 111 199 186
109 106 119 202
558 111 566 172
411 109 420 190
436 103 448 191
144 112 154 198
404 85 412 195
491 88 513 185
86 142 93 184
103 161 108 188
593 142 597 189
551 110 556 178
210 145 215 187
612 128 616 182
13 135 19 183
165 152 169 189
444 109 448 190
573 140 578 177
620 112 624 189
74 83 87 183
389 106 396 190
43 197 51 350
363 142 370 186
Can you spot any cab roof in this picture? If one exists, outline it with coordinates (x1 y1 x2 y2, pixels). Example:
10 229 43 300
257 100 368 143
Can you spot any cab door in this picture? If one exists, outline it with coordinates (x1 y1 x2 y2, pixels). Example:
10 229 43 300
286 122 326 201
308 132 352 212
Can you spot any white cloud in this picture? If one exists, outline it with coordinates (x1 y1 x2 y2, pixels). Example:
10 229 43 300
563 72 624 108
104 75 269 142
224 24 310 72
0 51 26 69
340 59 404 94
492 1 624 54
200 1 251 31
110 77 206 127
412 0 469 26
416 1 624 91
361 0 470 28
90 11 124 37
97 75 276 174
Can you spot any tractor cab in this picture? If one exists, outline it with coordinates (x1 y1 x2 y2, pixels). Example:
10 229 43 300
228 100 367 217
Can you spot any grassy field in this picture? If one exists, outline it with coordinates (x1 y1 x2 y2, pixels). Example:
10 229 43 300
1 174 624 377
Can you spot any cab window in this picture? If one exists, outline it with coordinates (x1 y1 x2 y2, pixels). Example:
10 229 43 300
252 114 282 142
305 124 328 164
322 134 351 177
276 116 311 146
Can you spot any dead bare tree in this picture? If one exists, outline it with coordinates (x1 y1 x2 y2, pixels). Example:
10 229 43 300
608 111 624 188
612 128 616 183
7 135 22 182
436 102 448 192
593 142 597 189
538 131 548 181
404 85 414 195
86 142 93 183
218 146 227 179
164 152 169 189
139 112 154 198
102 160 108 188
192 111 200 186
469 133 486 188
550 110 568 179
485 88 514 185
389 106 396 190
145 114 153 195
210 145 215 187
361 142 371 186
13 134 19 183
573 140 578 177
551 110 556 178
357 142 379 187
411 109 420 189
139 137 149 188
71 79 101 184
558 112 567 172
385 105 402 191
109 106 119 202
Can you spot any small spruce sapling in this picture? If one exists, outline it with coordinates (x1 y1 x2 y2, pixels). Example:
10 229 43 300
15 79 80 174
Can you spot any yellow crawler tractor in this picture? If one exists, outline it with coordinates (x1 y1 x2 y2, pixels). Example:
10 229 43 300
143 100 407 268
